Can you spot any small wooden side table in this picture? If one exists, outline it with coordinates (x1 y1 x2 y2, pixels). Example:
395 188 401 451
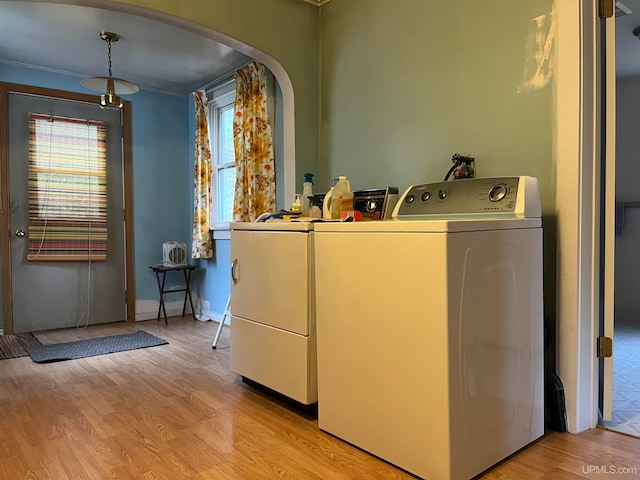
149 264 198 324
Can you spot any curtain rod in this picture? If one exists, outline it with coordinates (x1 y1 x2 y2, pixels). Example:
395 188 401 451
195 60 255 94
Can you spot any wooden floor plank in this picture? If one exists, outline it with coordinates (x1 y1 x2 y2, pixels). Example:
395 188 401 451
0 318 638 479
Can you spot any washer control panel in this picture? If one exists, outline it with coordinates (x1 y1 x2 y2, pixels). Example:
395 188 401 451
393 176 540 219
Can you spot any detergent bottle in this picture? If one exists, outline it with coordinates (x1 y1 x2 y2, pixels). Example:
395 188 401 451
290 194 301 213
323 176 353 219
301 173 314 216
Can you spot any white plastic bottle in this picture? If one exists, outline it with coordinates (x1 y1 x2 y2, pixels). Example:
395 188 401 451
330 176 354 219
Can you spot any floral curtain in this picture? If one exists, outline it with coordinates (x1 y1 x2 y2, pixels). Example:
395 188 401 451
233 62 276 221
192 90 213 258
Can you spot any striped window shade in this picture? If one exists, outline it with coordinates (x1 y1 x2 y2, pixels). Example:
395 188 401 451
27 113 108 262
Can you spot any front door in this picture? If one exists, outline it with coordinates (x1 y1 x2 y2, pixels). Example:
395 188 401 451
8 92 126 333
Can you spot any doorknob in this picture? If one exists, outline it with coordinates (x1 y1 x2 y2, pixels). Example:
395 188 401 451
15 229 25 237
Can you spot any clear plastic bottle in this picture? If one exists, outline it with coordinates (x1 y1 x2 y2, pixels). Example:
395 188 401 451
330 176 354 219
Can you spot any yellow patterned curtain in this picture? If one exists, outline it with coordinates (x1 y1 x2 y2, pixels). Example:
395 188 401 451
192 90 213 258
233 62 275 221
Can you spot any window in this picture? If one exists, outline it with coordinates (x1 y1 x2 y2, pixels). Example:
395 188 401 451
28 113 108 261
209 90 236 233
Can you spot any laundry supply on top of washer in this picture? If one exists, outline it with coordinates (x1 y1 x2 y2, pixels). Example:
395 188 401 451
309 193 324 218
290 194 302 213
323 176 354 219
309 204 322 218
301 173 314 216
260 179 399 223
306 187 399 221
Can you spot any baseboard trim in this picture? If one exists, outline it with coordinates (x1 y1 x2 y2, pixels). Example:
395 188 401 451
135 299 228 323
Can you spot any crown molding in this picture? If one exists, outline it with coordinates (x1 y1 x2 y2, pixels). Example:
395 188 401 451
299 0 333 6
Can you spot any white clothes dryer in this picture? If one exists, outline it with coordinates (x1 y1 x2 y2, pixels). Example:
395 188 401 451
230 221 317 404
313 177 544 480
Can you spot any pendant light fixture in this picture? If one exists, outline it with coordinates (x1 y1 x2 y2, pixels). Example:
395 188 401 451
81 31 139 109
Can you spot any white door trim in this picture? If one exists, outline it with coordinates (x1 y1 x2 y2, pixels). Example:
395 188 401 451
602 7 616 422
555 0 601 434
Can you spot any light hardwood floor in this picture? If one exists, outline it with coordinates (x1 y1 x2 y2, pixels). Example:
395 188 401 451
1 318 638 480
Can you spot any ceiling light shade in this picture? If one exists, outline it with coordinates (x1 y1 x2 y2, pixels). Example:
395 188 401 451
80 31 138 109
81 76 139 95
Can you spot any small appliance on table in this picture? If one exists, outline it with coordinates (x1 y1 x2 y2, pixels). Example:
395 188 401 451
313 177 544 480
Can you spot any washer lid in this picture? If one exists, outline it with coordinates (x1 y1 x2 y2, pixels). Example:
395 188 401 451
313 217 541 233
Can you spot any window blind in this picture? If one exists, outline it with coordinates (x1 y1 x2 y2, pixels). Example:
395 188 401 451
27 113 108 261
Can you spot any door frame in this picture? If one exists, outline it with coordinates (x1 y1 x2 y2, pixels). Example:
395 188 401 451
600 8 616 423
555 0 616 434
0 82 135 334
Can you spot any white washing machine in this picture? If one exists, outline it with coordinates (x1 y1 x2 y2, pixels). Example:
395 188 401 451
313 177 544 480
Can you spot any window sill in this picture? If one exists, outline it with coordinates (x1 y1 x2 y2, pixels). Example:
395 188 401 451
212 224 231 240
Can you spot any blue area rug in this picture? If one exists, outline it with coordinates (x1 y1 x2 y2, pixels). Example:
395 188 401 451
25 331 168 363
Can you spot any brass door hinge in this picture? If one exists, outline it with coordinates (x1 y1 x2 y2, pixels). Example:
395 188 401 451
600 0 614 18
597 336 613 358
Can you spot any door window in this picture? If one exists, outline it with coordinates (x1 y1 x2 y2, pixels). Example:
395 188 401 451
27 113 107 261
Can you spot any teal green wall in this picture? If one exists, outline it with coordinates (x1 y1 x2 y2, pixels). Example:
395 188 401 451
320 0 553 201
319 0 556 323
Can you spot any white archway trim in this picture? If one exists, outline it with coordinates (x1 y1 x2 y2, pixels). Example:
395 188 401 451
22 0 297 207
156 17 297 207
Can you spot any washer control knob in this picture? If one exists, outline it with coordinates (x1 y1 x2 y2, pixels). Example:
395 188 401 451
405 194 415 204
438 190 447 200
366 199 377 212
421 192 431 202
488 183 509 202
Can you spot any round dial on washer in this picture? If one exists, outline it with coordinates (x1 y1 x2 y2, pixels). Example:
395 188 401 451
438 190 447 200
488 183 509 202
405 194 415 204
366 199 377 212
421 192 431 202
